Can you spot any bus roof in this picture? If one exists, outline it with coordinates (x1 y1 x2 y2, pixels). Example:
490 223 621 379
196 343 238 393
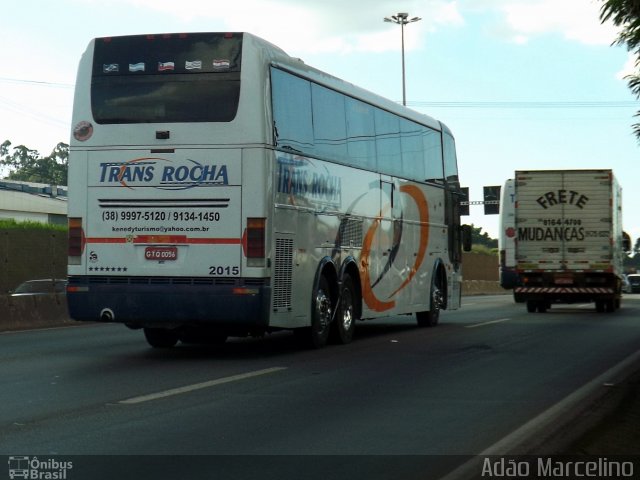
251 31 445 134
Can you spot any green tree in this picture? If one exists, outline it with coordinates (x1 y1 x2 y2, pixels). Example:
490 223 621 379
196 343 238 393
0 140 68 185
470 224 498 250
600 0 640 140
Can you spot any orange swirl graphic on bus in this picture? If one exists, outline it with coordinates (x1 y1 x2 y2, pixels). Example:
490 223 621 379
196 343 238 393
360 185 430 312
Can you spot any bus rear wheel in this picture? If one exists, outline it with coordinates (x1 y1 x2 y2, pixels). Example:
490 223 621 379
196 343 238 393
330 275 357 344
144 327 179 348
296 275 332 349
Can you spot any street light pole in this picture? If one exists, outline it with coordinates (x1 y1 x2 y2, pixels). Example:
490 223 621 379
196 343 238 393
384 12 422 106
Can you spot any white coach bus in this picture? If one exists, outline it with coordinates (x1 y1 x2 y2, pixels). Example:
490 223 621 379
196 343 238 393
66 32 471 348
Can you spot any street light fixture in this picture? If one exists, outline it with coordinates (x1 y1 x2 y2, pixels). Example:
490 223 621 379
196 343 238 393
384 12 422 106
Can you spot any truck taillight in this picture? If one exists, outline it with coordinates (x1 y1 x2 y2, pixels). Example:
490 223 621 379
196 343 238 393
244 218 265 266
68 217 85 258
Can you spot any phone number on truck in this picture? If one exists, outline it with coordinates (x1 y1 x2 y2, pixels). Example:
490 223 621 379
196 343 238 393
102 211 221 222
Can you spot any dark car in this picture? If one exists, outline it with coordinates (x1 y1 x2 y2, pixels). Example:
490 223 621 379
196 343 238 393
10 279 67 296
627 274 640 294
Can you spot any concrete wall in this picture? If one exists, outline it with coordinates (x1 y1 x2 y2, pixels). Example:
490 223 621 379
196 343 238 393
460 251 505 295
0 294 73 331
462 252 499 281
1 229 67 294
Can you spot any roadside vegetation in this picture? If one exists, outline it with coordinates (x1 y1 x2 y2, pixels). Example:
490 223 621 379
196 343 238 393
470 225 498 256
0 218 66 232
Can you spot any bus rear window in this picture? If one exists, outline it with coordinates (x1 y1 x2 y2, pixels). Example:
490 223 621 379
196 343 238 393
91 33 242 124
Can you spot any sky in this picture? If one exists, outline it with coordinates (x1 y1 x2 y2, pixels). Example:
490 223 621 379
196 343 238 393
1 0 638 241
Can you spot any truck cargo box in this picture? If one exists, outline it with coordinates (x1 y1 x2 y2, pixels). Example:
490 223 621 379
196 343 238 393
513 169 628 313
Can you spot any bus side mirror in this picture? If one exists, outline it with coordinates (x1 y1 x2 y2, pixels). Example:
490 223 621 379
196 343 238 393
461 224 472 252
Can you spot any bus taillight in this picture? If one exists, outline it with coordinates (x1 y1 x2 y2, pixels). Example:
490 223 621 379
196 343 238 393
68 217 85 259
244 218 266 265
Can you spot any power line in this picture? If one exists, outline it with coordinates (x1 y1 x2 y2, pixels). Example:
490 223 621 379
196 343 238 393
0 76 636 109
0 76 73 88
0 95 70 128
407 100 638 109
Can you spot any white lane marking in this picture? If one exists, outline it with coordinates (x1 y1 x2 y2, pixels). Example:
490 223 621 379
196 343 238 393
119 367 287 405
438 348 640 480
465 318 511 329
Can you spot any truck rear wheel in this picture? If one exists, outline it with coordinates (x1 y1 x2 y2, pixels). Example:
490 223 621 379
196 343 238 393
537 302 550 313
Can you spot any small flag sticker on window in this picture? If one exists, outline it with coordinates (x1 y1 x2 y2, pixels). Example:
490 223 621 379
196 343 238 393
212 59 230 70
185 60 202 70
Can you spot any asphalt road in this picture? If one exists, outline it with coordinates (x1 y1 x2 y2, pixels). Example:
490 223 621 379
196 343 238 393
2 295 640 479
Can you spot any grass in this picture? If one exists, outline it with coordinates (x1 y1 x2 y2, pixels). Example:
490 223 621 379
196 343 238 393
471 244 498 256
0 218 67 232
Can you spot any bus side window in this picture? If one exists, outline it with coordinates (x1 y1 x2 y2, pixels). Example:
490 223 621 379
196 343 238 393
311 83 348 162
400 119 425 182
345 97 376 170
374 109 401 177
271 68 314 153
442 132 459 185
424 128 444 183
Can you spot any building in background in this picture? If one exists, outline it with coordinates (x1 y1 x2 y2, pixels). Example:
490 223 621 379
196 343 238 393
0 180 67 225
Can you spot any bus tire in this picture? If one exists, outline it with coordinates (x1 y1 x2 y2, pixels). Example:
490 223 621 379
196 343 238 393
144 327 179 348
296 275 332 349
417 275 442 327
179 327 227 345
330 275 357 344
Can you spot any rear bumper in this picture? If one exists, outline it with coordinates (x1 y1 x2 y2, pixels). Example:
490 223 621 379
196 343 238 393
67 276 271 328
513 286 617 303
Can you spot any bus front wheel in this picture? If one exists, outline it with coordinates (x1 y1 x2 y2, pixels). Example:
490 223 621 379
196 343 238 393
417 277 442 327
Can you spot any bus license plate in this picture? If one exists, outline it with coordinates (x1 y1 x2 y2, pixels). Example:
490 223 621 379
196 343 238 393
145 246 178 261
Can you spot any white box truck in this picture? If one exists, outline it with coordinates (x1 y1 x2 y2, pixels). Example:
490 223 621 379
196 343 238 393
513 169 630 313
